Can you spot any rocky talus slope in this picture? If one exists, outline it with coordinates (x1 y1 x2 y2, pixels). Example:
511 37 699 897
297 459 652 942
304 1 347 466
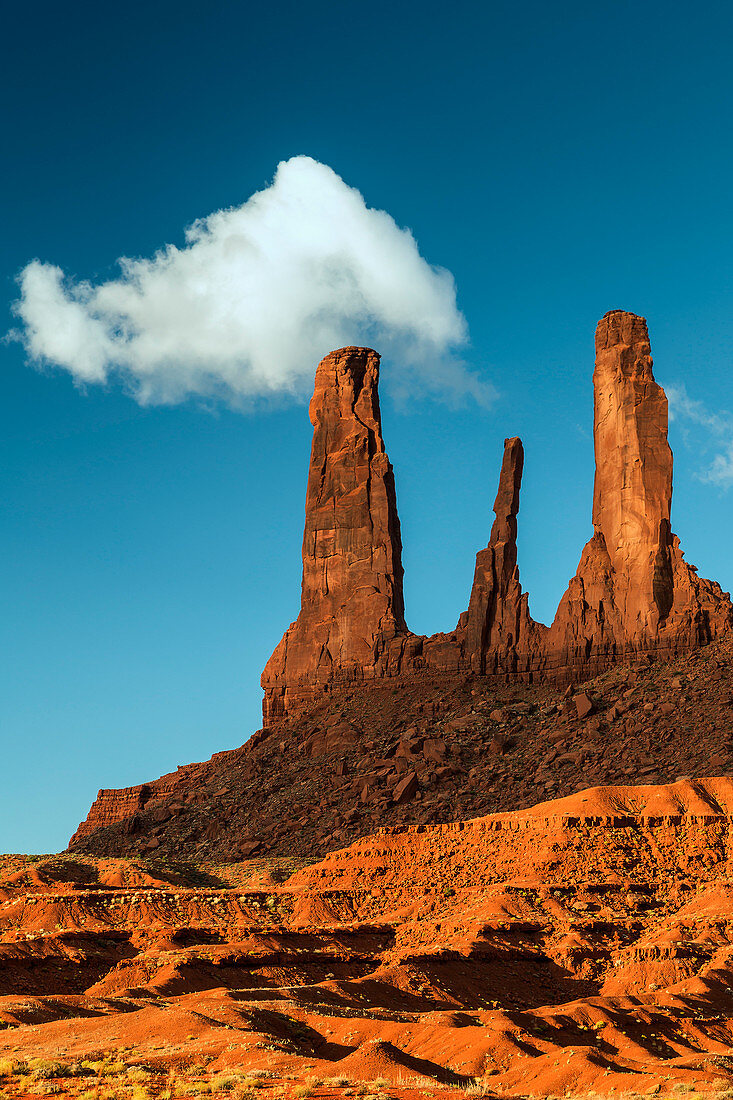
9 780 733 1095
71 636 733 862
71 309 733 861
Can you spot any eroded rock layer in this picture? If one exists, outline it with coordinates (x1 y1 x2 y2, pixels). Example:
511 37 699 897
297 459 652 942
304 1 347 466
261 312 731 723
17 779 733 1096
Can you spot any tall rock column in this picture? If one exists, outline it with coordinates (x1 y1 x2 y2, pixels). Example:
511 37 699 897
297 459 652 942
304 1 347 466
592 310 674 633
261 347 407 724
460 437 543 673
548 310 732 675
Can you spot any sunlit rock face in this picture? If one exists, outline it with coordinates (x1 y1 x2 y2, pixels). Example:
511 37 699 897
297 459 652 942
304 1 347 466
261 313 732 725
261 347 408 725
546 310 731 676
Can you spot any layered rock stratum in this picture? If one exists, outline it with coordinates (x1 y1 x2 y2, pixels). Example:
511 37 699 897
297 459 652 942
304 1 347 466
13 778 733 1095
10 310 733 1097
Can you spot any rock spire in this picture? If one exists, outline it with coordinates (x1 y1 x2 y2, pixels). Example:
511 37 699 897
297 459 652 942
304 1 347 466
261 347 407 724
460 437 539 674
547 310 731 674
261 313 732 723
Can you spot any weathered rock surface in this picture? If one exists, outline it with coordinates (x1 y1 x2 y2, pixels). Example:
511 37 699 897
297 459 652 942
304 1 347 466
546 310 732 677
71 311 733 860
261 312 731 723
457 435 544 676
261 347 408 725
17 778 733 1095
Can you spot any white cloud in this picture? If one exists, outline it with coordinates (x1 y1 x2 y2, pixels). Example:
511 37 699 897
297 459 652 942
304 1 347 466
667 382 731 435
700 446 733 488
13 156 483 406
666 382 733 488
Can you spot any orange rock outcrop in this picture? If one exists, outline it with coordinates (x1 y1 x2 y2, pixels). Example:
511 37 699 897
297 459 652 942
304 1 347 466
261 348 408 724
545 310 732 676
458 435 543 675
262 311 732 723
17 778 733 1095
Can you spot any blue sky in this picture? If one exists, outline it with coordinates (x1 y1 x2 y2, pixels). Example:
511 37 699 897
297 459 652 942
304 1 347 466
2 0 732 852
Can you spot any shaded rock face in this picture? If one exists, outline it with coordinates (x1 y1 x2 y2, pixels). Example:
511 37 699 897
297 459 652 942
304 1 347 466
458 436 544 675
261 348 407 725
261 313 732 724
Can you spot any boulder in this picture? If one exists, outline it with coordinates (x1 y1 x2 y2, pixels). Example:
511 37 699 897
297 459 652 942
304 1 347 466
393 773 419 804
574 693 594 720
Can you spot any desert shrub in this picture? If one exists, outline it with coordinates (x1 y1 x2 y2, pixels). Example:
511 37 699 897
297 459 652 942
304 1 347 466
67 1062 92 1078
232 1088 257 1100
81 1050 107 1062
0 1059 27 1078
211 1075 240 1093
28 1059 71 1080
461 1082 488 1097
127 1067 154 1083
97 1060 126 1077
292 1087 314 1099
81 1056 123 1073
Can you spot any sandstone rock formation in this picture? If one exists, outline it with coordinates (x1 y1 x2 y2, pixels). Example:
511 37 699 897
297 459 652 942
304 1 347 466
261 311 732 723
261 347 408 725
71 633 733 861
457 436 543 676
22 777 733 1096
545 310 732 677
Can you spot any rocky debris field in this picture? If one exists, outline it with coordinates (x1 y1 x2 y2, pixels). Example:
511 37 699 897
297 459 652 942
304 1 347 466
72 637 733 863
8 778 733 1096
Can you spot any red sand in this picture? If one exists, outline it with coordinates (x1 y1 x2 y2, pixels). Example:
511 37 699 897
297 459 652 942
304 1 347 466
5 778 733 1094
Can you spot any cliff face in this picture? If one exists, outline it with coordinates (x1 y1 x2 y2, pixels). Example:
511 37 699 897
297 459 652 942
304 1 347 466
260 312 732 724
546 310 732 675
261 347 408 725
70 310 733 857
593 309 674 634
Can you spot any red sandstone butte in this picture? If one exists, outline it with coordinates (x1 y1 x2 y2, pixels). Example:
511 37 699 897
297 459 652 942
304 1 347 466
260 311 732 724
261 347 408 725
